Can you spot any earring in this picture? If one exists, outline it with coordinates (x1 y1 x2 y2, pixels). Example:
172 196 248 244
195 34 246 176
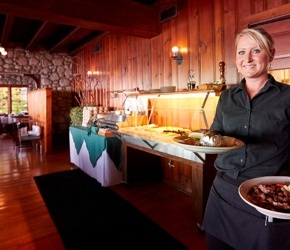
269 62 272 71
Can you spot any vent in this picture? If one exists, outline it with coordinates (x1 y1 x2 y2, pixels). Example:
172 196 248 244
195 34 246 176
160 5 177 23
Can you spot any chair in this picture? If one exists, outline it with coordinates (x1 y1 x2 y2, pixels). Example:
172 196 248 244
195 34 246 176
14 122 42 150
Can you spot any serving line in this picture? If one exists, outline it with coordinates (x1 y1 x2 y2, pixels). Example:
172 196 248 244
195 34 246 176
117 128 217 227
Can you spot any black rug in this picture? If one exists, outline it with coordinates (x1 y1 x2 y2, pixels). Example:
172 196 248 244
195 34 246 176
34 169 188 250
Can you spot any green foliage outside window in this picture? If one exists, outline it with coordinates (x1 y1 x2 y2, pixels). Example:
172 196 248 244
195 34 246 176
0 87 8 114
11 87 28 114
0 86 28 114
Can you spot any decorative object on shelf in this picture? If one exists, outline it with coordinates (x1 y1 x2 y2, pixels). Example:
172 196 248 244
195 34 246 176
171 46 183 65
219 61 226 83
0 44 7 56
197 61 226 90
187 69 196 90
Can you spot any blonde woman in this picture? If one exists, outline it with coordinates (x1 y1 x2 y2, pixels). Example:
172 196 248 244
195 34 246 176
203 28 290 250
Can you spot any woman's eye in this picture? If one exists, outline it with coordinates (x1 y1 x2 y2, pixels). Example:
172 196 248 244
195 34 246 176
252 49 261 54
238 51 245 55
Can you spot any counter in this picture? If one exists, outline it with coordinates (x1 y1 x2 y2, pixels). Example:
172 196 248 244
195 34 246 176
69 125 216 225
117 126 217 226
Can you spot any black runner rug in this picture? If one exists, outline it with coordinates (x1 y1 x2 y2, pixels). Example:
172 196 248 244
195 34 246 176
34 169 188 250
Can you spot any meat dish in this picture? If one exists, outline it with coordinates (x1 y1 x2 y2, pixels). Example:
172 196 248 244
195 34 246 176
247 183 290 213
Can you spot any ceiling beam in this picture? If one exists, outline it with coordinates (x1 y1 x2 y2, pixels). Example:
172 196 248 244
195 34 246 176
26 22 55 50
0 0 160 39
49 27 81 53
1 14 14 45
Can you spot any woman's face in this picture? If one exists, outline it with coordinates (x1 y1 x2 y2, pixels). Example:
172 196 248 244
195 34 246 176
236 36 271 79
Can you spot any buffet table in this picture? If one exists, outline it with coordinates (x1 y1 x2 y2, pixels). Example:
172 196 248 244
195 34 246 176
69 124 216 225
117 126 217 226
69 126 123 187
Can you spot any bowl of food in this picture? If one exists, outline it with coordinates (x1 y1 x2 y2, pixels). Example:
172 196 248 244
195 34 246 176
239 176 290 219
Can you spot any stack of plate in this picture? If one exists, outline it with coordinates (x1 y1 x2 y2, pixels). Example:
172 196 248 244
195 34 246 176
161 86 176 92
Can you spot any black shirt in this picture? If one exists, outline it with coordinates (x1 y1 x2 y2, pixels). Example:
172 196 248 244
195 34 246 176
211 74 290 180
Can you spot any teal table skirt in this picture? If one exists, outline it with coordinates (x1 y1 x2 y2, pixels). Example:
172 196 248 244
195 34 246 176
69 126 122 170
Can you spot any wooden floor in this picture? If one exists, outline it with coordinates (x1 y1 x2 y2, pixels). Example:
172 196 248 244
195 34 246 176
0 134 207 250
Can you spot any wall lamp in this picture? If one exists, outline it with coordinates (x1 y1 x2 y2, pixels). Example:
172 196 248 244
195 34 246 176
0 44 7 56
171 46 183 65
87 70 99 78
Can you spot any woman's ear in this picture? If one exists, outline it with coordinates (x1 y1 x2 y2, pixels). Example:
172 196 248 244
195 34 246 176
270 48 276 62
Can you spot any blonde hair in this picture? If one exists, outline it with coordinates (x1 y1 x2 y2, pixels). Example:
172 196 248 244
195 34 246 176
235 28 275 59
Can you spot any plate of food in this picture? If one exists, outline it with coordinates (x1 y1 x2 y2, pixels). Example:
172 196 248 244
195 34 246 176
238 176 290 220
172 130 244 154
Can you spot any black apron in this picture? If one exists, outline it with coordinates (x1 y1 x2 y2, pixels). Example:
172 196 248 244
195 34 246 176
202 174 290 250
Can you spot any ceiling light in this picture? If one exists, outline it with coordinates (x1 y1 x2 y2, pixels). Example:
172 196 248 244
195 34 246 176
0 45 7 56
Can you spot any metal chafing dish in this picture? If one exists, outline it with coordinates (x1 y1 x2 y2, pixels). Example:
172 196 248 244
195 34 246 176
95 114 127 131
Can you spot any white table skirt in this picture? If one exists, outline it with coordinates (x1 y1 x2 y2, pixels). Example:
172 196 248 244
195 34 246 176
69 132 124 187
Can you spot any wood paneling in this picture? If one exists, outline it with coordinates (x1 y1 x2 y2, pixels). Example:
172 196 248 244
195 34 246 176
28 88 52 154
72 0 290 113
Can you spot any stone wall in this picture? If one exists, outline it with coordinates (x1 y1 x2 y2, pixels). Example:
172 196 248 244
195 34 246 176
0 48 73 145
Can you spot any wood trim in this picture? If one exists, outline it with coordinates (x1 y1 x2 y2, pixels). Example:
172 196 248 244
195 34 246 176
240 3 290 28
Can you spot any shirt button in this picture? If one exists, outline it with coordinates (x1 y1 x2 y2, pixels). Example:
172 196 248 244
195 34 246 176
244 125 247 129
240 159 244 163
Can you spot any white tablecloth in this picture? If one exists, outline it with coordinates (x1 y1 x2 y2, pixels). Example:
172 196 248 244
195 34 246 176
69 132 124 187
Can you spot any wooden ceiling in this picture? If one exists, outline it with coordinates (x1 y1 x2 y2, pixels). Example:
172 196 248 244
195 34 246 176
0 0 160 55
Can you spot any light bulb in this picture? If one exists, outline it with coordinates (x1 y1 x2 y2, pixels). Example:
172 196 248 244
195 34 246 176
171 46 179 53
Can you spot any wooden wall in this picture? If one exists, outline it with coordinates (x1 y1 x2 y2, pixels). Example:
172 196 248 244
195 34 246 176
28 89 52 154
72 0 290 109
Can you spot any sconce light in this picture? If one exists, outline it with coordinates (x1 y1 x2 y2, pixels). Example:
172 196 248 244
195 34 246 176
87 71 99 78
0 44 7 56
171 46 183 65
87 70 93 77
87 71 100 86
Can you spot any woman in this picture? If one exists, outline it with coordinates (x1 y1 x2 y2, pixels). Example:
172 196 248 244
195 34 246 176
202 28 290 250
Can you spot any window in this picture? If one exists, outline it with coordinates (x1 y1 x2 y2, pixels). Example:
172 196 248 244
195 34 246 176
0 87 8 114
0 86 28 114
